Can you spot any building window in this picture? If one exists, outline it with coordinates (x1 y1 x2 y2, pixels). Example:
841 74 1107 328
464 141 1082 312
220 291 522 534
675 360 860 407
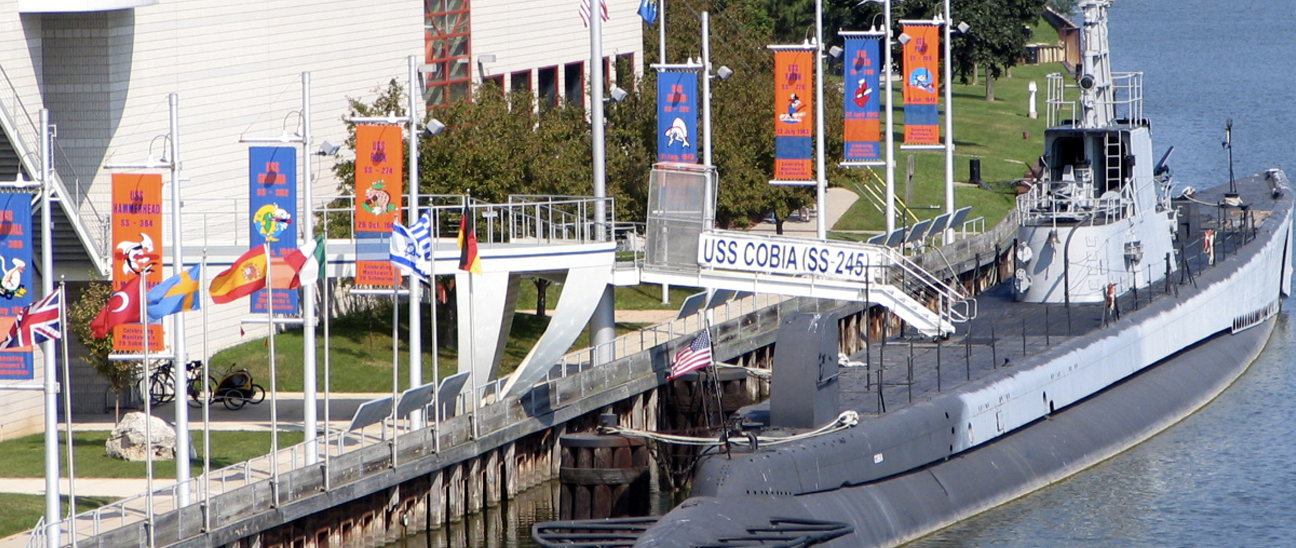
511 70 531 96
564 61 584 107
538 66 559 109
425 0 472 109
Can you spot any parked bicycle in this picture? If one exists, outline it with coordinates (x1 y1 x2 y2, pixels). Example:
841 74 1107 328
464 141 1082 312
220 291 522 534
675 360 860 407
147 359 177 406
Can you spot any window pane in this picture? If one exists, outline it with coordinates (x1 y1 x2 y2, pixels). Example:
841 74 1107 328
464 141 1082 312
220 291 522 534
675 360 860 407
425 0 445 14
446 0 464 11
428 85 446 107
449 36 468 58
430 62 448 83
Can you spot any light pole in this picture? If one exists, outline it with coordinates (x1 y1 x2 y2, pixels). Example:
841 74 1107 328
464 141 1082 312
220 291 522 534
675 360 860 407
590 1 615 362
39 109 60 548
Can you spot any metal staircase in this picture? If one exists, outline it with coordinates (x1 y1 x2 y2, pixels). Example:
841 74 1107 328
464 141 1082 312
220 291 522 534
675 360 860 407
0 66 110 278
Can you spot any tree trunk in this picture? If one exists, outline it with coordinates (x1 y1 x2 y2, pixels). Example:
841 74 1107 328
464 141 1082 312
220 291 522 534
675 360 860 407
971 62 979 85
985 66 996 102
534 278 551 317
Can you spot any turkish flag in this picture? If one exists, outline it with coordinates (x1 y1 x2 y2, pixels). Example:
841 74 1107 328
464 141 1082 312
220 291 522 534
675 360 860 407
91 275 143 339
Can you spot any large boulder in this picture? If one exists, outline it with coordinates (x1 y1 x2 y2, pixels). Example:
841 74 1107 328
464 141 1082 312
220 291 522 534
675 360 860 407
105 411 176 462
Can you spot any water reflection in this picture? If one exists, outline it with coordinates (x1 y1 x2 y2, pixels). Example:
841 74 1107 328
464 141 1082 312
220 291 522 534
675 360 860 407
387 481 558 548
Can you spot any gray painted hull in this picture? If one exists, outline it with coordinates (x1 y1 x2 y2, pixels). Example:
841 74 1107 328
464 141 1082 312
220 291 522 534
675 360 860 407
637 316 1276 547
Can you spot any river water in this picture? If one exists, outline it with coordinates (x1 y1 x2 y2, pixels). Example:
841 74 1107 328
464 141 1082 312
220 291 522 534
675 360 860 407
398 1 1296 546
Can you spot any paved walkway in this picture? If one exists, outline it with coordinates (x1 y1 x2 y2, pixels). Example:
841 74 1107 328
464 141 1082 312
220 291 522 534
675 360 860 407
746 187 859 237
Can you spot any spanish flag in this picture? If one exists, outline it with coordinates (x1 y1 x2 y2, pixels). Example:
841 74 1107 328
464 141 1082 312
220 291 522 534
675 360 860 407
457 203 482 274
210 245 269 304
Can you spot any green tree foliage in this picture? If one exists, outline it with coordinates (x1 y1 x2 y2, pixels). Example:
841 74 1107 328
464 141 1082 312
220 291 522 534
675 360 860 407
949 0 1048 100
68 281 134 418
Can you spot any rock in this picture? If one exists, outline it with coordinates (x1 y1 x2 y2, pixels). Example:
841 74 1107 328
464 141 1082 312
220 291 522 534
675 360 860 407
105 411 176 462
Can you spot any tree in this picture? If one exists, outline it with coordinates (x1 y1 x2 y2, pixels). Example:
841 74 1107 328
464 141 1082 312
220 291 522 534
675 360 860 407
949 0 1048 101
68 281 134 420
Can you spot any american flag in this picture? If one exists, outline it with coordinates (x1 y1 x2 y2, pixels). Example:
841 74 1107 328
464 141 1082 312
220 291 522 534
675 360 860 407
668 329 712 380
579 0 610 28
3 287 63 349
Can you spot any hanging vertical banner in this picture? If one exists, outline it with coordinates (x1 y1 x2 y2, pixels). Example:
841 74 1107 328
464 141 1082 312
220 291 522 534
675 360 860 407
842 32 884 163
657 69 700 164
249 146 299 314
111 173 164 352
354 125 404 286
771 46 816 184
902 21 942 145
0 194 33 379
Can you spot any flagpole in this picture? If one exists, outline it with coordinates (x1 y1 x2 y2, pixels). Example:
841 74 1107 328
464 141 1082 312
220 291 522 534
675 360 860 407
141 275 154 548
659 0 667 64
57 282 77 548
301 71 321 464
38 108 61 548
265 243 279 506
166 92 192 506
467 271 479 440
200 250 211 532
406 55 425 431
429 206 440 454
321 215 333 489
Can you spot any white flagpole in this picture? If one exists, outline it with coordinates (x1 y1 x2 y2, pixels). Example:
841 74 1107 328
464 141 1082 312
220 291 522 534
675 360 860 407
38 108 61 548
390 287 399 441
429 207 440 454
141 274 154 548
200 251 211 531
265 243 279 506
167 92 191 505
321 216 332 488
57 283 77 548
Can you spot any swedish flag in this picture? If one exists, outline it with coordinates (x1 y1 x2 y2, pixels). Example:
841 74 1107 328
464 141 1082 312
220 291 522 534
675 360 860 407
147 264 202 321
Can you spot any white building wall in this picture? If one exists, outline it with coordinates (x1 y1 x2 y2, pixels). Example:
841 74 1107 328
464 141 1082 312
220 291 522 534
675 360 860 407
472 0 644 97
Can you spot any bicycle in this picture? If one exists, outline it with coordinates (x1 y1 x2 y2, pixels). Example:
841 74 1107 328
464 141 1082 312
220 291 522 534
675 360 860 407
147 359 177 406
186 360 219 408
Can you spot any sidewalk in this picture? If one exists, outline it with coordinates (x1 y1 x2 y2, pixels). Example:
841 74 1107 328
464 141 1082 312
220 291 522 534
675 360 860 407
746 187 859 237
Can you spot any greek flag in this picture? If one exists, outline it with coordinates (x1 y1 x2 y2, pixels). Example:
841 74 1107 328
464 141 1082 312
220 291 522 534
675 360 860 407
389 211 433 282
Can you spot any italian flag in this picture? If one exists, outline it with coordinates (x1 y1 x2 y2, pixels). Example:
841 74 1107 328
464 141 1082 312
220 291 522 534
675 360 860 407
282 235 326 289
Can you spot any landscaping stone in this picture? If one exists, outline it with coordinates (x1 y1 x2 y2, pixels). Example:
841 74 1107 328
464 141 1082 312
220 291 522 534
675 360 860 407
105 411 176 462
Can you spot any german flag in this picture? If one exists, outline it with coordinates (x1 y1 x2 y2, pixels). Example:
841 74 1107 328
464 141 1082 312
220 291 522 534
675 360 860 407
457 203 482 274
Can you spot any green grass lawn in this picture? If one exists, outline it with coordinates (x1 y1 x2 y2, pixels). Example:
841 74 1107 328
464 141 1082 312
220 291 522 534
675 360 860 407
832 19 1061 234
0 431 304 479
210 283 700 393
0 494 116 538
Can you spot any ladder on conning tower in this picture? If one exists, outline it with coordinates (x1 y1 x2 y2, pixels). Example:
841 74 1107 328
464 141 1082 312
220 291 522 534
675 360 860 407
1105 132 1122 186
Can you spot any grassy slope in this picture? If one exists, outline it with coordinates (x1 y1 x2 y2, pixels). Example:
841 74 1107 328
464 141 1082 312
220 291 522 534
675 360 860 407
0 494 116 538
0 431 305 479
833 18 1061 234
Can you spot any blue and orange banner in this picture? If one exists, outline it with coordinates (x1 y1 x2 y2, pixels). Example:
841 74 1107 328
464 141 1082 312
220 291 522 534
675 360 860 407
772 46 815 183
657 70 699 164
249 146 299 314
0 194 33 379
842 32 883 162
902 22 941 145
111 173 164 352
354 125 403 286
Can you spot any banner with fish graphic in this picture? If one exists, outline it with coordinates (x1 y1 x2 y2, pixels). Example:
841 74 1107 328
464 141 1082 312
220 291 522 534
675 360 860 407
0 193 33 379
771 45 815 184
249 146 299 314
111 173 164 352
354 125 403 286
842 31 884 163
657 69 699 164
902 21 941 145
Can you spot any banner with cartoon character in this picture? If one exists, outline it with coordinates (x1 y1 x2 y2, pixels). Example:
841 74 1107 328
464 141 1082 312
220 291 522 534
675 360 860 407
842 32 884 163
111 173 164 352
902 21 941 145
0 193 33 379
656 69 699 164
772 46 815 184
249 146 300 314
354 125 403 286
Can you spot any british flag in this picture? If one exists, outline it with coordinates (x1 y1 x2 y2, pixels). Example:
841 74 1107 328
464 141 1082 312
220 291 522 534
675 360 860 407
3 287 63 349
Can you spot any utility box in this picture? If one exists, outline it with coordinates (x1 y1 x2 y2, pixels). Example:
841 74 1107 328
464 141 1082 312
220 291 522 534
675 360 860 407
770 313 840 429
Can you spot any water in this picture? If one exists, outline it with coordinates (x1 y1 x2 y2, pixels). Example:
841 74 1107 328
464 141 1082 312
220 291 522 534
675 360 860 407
397 2 1296 546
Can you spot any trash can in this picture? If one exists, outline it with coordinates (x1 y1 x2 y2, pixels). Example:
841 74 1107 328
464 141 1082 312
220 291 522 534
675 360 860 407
970 157 982 186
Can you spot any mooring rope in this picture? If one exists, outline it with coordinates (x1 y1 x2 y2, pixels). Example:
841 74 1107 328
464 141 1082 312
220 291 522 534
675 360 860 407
603 410 859 448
